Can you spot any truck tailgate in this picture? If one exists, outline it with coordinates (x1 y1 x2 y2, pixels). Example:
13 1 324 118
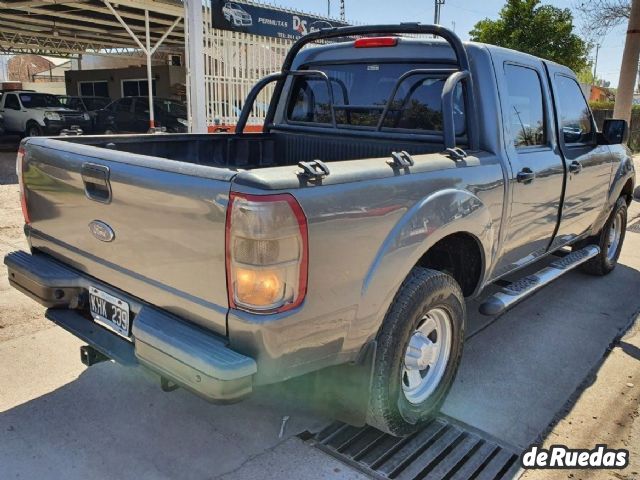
21 138 234 336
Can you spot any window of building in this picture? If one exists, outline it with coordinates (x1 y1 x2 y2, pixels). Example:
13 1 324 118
79 81 109 97
122 79 157 97
504 64 546 148
554 75 595 145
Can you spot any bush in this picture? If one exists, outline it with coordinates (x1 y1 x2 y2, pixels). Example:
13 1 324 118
589 101 640 112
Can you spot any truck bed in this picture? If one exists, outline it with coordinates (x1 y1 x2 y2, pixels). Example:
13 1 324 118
60 129 445 169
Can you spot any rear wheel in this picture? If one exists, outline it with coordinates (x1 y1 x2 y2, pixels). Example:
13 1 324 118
367 268 465 436
581 196 627 276
25 122 42 137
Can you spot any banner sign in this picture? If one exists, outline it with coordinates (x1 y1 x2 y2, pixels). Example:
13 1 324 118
211 1 349 40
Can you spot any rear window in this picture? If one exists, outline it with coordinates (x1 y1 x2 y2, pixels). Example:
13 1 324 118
286 63 465 134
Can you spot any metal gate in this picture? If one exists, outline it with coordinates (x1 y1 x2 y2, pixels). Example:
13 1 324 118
201 1 295 130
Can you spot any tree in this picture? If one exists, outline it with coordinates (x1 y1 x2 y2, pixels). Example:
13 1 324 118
578 0 630 38
470 0 589 72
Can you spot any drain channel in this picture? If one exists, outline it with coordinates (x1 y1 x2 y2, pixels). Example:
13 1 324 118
308 418 522 480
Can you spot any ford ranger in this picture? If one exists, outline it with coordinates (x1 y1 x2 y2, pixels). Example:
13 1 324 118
4 24 634 436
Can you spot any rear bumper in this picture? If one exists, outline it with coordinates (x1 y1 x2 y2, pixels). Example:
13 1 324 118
4 250 257 403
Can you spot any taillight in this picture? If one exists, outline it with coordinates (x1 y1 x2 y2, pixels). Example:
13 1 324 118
226 192 308 313
354 37 398 48
16 146 30 225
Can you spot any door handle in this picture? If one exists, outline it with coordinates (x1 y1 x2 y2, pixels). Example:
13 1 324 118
569 161 583 174
81 163 111 203
516 168 535 184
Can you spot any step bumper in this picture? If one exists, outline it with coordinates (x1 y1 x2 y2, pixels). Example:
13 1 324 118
4 250 257 403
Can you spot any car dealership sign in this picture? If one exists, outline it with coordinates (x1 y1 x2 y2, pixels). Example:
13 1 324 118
211 1 348 40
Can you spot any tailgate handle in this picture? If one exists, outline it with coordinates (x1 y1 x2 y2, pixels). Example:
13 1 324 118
81 163 111 203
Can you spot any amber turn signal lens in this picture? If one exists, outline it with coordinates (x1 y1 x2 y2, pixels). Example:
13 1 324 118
234 268 284 307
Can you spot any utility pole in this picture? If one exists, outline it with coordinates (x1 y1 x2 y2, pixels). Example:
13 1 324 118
592 43 600 85
340 0 345 22
327 0 331 17
434 0 445 25
614 0 640 124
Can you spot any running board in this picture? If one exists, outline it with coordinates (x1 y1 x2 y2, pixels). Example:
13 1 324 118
479 245 600 316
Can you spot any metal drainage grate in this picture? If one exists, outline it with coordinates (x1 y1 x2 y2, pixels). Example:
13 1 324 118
627 221 640 234
308 418 521 480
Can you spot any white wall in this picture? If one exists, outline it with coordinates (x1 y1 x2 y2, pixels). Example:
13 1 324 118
22 81 67 95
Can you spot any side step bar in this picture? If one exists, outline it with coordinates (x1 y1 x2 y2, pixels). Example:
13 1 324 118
479 245 600 316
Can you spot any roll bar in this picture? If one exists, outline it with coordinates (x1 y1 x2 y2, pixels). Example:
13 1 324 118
236 23 479 151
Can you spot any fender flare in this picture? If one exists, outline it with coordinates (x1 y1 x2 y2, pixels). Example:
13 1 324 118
356 188 494 340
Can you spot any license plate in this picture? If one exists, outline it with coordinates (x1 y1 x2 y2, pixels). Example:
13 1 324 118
89 286 130 338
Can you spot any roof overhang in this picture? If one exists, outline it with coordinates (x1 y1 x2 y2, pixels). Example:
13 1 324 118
0 0 185 57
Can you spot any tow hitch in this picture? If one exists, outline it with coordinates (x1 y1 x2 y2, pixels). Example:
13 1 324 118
80 345 109 366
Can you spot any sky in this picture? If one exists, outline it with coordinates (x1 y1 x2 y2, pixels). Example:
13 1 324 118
265 0 626 87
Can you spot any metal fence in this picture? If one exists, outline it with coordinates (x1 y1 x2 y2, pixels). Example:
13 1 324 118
592 109 640 152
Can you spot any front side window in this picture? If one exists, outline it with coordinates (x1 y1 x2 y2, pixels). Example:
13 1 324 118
4 94 20 110
115 98 132 113
504 64 546 148
554 75 594 145
286 63 465 134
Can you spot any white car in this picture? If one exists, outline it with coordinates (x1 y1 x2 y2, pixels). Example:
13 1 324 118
0 91 91 137
222 2 252 27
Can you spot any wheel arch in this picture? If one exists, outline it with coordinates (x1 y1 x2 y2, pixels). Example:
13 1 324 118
355 188 493 356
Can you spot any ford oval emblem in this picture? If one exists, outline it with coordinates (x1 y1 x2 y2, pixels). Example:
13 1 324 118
89 220 115 242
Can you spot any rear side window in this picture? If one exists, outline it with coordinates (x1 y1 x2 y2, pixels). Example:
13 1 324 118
504 64 546 148
554 75 594 145
286 63 465 134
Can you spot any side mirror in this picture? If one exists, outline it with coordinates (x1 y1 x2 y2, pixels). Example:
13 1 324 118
600 119 628 145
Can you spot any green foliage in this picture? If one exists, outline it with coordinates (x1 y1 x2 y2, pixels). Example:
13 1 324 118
577 66 595 85
470 0 589 72
590 100 640 111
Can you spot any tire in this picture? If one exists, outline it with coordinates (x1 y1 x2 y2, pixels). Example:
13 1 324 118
367 268 465 436
581 196 627 276
25 122 42 137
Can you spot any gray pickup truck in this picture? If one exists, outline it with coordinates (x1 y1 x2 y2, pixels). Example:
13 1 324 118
4 24 634 436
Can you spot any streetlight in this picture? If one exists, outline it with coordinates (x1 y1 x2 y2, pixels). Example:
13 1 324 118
434 0 445 25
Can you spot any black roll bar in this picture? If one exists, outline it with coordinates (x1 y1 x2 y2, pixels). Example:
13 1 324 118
237 23 480 151
375 68 457 131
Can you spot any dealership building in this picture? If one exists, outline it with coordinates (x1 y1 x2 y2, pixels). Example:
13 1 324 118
0 0 347 131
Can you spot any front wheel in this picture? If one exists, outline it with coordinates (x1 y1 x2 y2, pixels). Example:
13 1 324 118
25 122 42 137
581 196 627 276
367 268 465 436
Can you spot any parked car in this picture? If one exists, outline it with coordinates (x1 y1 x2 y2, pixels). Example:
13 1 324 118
5 25 634 437
0 90 91 137
0 112 4 136
95 96 188 134
57 95 112 133
223 2 252 26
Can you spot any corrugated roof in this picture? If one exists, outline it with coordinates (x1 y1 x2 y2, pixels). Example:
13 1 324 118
0 0 184 57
